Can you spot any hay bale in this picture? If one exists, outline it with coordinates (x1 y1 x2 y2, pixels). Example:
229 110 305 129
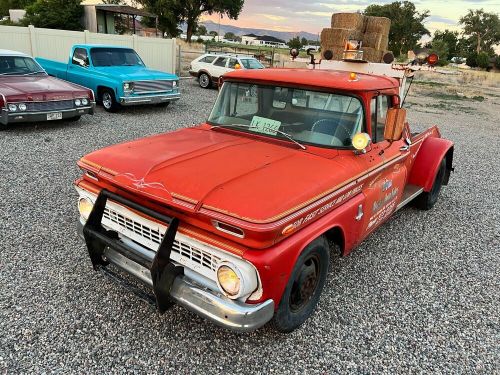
362 47 384 63
365 16 391 34
331 13 365 31
362 32 389 50
321 28 364 48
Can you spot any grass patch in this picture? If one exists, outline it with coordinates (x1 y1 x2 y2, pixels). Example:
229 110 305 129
413 80 442 87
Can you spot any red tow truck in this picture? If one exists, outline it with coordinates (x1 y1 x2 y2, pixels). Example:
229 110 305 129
75 51 453 332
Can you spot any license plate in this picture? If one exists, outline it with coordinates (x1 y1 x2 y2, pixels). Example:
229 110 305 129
47 112 62 121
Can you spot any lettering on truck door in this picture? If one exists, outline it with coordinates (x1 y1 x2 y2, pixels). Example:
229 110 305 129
361 95 407 235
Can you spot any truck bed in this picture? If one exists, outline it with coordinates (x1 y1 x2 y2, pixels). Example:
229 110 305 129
36 57 68 80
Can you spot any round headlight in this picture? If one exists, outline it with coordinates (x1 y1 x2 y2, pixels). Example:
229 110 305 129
217 265 241 297
74 99 81 106
18 103 27 111
8 104 17 112
81 98 89 106
78 197 94 220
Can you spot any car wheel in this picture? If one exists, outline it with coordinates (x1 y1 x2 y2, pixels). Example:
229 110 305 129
101 89 120 113
413 158 446 210
271 236 330 333
199 73 211 89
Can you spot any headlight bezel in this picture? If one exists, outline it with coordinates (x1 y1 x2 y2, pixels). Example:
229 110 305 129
78 196 94 221
123 82 134 93
216 263 242 298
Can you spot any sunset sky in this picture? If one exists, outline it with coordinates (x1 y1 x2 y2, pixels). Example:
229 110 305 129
202 0 500 38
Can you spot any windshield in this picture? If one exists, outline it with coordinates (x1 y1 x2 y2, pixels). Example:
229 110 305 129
208 82 364 148
0 56 46 75
90 48 144 67
240 59 264 69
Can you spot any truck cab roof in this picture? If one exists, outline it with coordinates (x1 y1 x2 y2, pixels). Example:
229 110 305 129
223 68 399 92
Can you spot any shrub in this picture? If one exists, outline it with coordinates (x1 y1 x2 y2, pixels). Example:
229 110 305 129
466 52 478 68
476 52 490 69
495 55 500 70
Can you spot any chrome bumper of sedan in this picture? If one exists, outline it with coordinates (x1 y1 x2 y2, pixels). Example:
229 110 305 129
0 104 95 125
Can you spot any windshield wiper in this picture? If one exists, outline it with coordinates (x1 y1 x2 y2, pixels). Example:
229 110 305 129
23 71 46 76
211 123 307 150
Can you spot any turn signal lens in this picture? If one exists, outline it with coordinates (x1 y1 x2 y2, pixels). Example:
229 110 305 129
349 72 357 81
217 265 241 296
78 197 94 220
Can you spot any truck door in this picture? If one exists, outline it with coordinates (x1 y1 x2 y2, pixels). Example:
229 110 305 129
67 48 91 89
360 95 408 236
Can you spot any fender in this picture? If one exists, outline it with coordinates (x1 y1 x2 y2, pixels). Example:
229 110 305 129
408 136 454 191
243 193 363 307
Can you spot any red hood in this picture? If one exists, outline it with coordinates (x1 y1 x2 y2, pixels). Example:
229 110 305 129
0 75 90 101
80 126 362 226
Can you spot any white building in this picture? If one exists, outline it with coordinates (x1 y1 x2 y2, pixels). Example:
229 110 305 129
242 34 287 48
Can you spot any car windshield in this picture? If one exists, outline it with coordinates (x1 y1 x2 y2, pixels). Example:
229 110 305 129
0 56 46 76
90 48 144 67
240 59 264 69
208 82 364 148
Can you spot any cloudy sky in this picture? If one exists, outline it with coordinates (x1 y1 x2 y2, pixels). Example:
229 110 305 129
202 0 500 38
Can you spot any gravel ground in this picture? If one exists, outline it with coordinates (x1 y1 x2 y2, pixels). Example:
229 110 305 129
0 79 499 374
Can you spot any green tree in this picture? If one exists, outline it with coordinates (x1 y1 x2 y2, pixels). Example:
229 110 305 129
22 0 83 30
209 30 217 37
288 36 301 50
476 51 490 69
459 9 500 54
300 37 308 46
137 0 182 38
0 0 35 17
495 55 500 69
224 31 235 40
364 1 430 57
180 0 244 43
433 30 459 59
196 24 207 35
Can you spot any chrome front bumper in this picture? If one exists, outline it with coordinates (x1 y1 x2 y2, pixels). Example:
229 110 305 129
119 93 180 106
77 220 274 332
0 103 95 125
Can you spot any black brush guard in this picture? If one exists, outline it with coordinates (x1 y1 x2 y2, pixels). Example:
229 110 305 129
82 188 182 313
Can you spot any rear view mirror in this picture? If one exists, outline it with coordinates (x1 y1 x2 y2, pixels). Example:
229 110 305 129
384 108 406 141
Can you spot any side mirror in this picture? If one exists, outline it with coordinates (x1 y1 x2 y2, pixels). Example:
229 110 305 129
384 108 406 141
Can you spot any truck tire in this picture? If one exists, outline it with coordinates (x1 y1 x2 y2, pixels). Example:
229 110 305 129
199 73 211 89
100 88 120 113
271 236 330 332
413 158 446 210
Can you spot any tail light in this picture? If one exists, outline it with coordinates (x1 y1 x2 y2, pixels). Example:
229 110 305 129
0 94 5 108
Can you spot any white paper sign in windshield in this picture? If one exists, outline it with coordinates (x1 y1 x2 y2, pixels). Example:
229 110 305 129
250 116 281 135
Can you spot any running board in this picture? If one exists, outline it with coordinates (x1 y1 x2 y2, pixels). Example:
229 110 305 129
396 185 424 211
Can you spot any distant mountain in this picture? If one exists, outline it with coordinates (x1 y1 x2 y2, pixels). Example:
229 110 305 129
183 20 319 42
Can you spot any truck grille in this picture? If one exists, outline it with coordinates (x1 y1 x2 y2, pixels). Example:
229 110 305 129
26 100 74 112
133 80 173 93
102 207 221 275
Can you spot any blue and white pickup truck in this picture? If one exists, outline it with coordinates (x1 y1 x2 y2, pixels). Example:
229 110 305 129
37 44 180 112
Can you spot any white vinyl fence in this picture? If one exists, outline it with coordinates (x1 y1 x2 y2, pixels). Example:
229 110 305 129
0 25 177 73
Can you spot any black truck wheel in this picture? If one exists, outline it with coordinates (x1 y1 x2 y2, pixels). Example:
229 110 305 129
100 88 120 113
271 236 330 332
413 158 446 210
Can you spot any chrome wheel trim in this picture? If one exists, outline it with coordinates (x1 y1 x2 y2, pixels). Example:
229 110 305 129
200 74 210 88
102 92 112 109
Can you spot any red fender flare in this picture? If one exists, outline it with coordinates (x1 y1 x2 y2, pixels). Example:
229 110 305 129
408 137 454 191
